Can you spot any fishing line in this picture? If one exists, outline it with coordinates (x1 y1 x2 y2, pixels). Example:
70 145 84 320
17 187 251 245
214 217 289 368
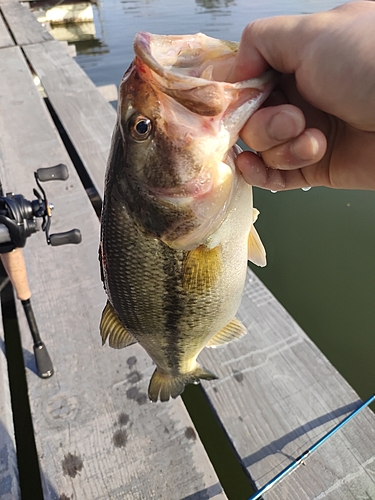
248 394 375 500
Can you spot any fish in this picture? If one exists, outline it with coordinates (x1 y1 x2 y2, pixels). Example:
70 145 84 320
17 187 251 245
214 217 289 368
99 32 277 402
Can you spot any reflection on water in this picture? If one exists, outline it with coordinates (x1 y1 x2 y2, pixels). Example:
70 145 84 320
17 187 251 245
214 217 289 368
46 1 110 57
195 0 234 11
50 21 109 55
73 38 109 55
51 21 95 42
121 0 155 5
72 0 374 415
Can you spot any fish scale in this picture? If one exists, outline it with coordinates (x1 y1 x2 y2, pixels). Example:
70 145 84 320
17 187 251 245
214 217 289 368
102 182 241 364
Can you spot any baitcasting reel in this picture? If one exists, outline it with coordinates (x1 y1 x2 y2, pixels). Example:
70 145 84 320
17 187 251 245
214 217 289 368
0 163 81 252
0 164 82 378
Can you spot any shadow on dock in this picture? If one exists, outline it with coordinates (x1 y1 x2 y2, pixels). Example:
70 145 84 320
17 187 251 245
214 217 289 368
242 400 360 470
181 482 224 500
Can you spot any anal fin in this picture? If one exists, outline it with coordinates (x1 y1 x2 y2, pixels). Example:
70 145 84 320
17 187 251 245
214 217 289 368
100 301 137 349
206 317 247 347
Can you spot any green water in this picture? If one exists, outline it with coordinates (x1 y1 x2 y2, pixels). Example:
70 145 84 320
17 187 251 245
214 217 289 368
250 186 375 401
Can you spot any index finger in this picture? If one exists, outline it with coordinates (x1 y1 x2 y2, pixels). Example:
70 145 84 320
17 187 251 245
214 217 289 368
229 14 306 82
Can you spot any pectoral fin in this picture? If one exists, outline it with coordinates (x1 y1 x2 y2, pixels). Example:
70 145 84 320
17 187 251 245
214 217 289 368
182 244 222 293
248 208 266 267
206 317 247 347
100 301 137 349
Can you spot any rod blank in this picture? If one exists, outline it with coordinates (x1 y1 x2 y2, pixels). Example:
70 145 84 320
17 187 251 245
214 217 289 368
248 394 375 500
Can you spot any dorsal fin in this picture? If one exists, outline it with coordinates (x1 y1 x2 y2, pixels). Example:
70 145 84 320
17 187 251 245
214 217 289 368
100 301 137 349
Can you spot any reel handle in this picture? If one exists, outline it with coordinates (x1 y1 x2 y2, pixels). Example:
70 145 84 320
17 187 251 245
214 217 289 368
49 229 82 246
36 164 69 182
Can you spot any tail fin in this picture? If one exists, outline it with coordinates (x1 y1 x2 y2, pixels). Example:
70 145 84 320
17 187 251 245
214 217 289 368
148 365 217 403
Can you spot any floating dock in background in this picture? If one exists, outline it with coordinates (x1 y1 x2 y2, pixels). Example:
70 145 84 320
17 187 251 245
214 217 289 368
27 0 95 26
1 1 375 499
32 2 94 26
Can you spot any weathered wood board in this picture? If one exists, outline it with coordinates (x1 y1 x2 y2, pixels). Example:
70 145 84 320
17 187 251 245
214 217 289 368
200 271 375 498
0 11 14 47
23 39 116 197
1 2 115 197
0 304 20 500
0 15 19 500
0 45 226 500
1 2 52 45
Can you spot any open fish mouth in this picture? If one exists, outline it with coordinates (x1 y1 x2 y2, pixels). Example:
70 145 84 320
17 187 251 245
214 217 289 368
133 31 277 120
134 31 238 84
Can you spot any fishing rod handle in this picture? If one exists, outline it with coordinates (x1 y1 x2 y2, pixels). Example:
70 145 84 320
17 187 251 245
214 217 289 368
0 248 31 301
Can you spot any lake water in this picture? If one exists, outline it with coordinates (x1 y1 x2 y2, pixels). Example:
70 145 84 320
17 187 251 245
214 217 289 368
54 0 375 402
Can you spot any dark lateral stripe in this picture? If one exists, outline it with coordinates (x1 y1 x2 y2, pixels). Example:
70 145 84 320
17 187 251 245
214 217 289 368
161 245 184 369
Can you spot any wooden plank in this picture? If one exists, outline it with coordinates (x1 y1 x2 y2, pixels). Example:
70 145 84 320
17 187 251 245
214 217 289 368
0 45 226 500
1 2 52 45
199 270 375 498
0 8 21 499
23 39 116 197
0 11 14 48
97 83 118 102
0 297 21 499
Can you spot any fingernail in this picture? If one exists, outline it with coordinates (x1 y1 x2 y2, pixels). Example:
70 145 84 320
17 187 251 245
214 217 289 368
291 131 319 161
268 109 304 142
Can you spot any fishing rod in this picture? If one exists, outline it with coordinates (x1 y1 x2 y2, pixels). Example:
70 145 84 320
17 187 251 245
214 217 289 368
0 164 81 378
248 394 375 500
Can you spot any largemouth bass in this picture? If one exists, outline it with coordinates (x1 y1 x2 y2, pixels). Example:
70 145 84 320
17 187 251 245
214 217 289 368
100 32 276 402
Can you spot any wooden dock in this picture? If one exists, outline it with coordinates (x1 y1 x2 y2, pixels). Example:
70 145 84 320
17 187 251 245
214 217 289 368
0 2 375 499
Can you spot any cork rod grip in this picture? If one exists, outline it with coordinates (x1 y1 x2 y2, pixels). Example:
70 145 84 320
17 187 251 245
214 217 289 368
1 248 31 301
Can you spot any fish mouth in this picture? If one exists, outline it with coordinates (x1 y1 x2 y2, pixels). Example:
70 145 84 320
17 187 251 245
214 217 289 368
133 31 278 120
134 32 237 85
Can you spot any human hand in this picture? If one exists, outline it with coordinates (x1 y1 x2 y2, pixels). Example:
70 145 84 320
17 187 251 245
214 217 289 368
230 1 375 191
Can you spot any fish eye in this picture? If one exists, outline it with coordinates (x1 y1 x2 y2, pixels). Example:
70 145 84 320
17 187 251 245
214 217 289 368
129 115 152 141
